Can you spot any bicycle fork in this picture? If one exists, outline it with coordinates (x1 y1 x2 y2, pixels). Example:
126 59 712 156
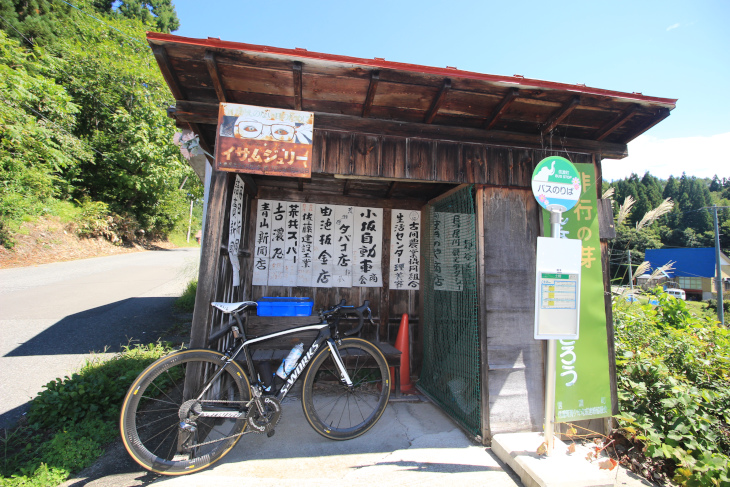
327 339 353 387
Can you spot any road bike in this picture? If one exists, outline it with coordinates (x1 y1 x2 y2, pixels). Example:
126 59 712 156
120 300 390 475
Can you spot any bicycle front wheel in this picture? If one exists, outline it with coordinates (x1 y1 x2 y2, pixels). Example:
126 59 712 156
302 337 390 440
120 349 251 475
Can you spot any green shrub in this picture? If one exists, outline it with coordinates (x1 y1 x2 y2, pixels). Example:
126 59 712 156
27 343 173 428
614 290 730 486
2 344 175 486
0 220 14 250
174 279 197 312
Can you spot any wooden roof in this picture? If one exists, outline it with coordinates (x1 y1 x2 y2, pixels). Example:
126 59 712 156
148 33 676 163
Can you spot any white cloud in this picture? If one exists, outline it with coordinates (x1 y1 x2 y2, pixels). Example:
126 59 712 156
602 132 729 181
666 23 680 31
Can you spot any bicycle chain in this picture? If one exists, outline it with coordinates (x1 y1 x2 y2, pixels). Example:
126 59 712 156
179 399 253 451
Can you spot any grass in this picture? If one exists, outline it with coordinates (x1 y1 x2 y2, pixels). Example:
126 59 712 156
0 343 176 487
174 279 197 312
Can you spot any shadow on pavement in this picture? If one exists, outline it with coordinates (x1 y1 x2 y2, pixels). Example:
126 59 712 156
5 297 179 357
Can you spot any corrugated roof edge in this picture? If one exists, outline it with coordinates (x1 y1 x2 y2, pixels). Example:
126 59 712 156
147 32 677 109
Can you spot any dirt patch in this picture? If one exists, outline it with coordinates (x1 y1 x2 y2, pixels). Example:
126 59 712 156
0 217 177 269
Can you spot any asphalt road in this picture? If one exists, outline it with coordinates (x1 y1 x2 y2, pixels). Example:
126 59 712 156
0 248 200 428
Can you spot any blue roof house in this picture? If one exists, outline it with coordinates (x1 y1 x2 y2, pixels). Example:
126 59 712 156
642 248 730 300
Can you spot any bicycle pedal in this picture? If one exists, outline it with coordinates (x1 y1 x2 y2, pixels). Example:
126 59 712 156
267 429 275 438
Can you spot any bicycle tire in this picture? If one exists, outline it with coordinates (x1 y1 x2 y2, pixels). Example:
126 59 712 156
301 337 390 440
120 349 251 475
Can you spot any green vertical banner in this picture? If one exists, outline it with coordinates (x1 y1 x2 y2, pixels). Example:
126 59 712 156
543 163 612 422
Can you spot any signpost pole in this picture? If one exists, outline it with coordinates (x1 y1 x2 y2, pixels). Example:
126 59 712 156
543 209 562 454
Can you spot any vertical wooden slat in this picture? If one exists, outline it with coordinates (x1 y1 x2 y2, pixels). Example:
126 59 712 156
476 186 490 443
486 147 509 186
510 149 534 188
352 134 380 177
380 208 391 340
407 139 434 181
381 137 407 180
435 141 462 183
190 170 229 349
462 144 487 184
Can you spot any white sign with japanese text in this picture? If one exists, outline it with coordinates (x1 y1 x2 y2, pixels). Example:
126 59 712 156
353 207 383 287
252 199 273 286
267 201 287 286
312 204 335 287
296 203 315 287
228 175 245 287
333 206 354 287
390 210 421 290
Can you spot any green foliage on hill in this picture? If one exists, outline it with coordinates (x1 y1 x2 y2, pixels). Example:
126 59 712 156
607 172 729 284
0 0 198 248
614 291 730 485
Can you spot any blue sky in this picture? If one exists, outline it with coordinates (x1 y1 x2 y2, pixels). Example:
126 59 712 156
170 0 729 180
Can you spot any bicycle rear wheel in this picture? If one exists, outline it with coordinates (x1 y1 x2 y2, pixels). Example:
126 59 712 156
120 349 251 475
301 337 390 440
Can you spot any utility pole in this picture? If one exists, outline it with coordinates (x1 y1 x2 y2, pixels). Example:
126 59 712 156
712 205 725 326
627 249 634 293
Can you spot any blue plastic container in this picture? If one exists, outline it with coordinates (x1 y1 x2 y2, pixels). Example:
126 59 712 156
256 297 314 317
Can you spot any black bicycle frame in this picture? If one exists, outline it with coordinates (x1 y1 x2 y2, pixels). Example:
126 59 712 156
225 319 346 401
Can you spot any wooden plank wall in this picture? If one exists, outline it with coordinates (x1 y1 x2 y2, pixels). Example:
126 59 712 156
477 186 544 436
310 130 555 186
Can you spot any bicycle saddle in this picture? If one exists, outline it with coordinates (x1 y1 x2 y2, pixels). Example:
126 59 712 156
211 301 257 314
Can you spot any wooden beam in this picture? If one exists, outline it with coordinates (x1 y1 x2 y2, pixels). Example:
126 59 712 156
342 179 350 195
541 96 581 135
621 107 670 143
293 61 303 111
362 71 380 118
593 104 638 141
297 179 304 191
152 45 186 100
171 103 629 159
204 50 227 103
384 181 396 198
423 79 451 124
190 170 228 349
483 88 519 130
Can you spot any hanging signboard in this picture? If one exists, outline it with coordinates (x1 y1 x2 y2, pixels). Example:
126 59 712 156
215 103 313 177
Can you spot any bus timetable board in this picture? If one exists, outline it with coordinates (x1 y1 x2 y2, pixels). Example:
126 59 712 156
534 236 582 340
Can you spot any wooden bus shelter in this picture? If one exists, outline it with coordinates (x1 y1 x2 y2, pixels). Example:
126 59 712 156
148 32 676 443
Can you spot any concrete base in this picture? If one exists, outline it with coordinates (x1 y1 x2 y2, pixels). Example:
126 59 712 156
492 432 617 487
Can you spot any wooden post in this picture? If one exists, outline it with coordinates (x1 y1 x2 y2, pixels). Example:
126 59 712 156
475 186 490 444
190 170 229 349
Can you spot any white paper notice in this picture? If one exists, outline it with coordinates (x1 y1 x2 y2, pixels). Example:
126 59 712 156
297 203 315 287
353 207 383 287
252 199 273 286
228 175 245 286
390 209 420 290
333 206 354 287
268 201 287 286
312 204 335 287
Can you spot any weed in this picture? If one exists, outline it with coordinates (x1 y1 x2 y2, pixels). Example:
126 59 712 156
174 279 197 312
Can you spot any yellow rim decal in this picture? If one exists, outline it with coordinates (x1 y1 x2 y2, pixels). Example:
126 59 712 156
133 386 140 395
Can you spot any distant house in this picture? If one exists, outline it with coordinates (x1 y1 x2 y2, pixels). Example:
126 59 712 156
640 248 730 300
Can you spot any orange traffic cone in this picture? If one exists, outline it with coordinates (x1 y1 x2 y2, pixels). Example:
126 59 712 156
391 313 415 393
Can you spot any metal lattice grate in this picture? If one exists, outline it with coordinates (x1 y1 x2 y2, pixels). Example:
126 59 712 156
418 185 481 437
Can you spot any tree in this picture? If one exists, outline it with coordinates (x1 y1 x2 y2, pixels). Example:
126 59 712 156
0 31 91 219
114 0 179 33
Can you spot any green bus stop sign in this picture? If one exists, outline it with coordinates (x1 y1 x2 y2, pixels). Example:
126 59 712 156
531 156 581 212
